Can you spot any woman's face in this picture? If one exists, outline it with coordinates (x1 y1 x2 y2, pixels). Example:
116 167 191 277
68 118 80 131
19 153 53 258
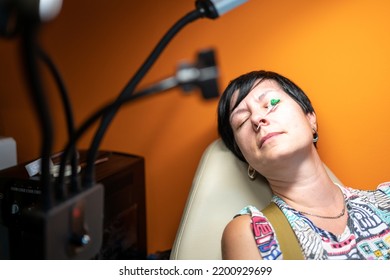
229 79 317 174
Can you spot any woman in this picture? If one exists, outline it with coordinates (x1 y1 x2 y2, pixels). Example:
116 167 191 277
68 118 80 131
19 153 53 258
218 70 390 260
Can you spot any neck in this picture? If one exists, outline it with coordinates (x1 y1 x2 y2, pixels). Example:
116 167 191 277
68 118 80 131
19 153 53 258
266 150 340 211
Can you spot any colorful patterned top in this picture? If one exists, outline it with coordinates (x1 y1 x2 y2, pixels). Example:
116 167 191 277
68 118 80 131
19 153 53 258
238 182 390 260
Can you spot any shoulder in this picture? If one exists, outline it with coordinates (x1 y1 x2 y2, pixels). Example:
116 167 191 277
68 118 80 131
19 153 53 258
221 215 262 260
343 182 390 198
376 182 390 193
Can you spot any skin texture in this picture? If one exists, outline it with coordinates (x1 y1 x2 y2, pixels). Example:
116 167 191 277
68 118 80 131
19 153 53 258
221 79 347 260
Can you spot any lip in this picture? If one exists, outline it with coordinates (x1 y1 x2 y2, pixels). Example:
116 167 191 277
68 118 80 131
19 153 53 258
259 132 283 148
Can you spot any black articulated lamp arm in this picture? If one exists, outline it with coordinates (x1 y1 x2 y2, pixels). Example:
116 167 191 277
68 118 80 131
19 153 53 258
81 0 249 189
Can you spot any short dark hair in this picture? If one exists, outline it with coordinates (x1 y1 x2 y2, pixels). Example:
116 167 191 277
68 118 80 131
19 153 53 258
217 70 316 162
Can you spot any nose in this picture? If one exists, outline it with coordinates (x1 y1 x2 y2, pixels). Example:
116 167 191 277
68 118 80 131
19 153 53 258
252 114 268 131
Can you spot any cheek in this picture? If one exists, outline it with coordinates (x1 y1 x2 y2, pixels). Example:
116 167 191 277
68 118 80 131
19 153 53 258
234 132 259 159
234 131 249 147
283 107 310 128
289 115 314 143
233 133 247 152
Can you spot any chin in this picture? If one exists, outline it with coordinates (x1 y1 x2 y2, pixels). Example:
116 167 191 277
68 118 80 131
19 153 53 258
261 144 297 163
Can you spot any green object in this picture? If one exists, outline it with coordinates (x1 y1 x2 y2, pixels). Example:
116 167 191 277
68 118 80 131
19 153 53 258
270 99 280 106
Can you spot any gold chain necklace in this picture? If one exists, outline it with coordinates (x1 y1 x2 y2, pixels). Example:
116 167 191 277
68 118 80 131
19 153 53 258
298 188 346 219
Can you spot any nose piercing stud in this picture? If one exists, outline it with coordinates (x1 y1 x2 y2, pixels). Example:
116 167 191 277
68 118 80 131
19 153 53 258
270 98 280 106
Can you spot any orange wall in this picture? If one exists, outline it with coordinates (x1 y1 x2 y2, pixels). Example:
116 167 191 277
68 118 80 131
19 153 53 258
1 0 390 255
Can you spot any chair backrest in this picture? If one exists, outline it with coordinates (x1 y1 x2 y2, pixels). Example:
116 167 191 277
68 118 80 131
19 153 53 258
170 139 343 260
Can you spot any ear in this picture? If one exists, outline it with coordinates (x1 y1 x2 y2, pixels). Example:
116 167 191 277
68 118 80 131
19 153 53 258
306 112 317 131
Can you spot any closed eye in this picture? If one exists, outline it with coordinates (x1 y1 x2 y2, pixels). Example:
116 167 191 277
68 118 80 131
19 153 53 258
232 112 250 130
238 117 249 129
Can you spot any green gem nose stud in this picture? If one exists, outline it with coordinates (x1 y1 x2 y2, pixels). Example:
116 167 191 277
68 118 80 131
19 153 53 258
270 98 280 106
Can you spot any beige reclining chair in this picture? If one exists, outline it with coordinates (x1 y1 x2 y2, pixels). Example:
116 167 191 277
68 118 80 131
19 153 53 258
170 138 343 260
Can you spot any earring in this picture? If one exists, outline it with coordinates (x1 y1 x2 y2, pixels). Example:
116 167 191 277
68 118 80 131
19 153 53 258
248 165 256 180
313 130 319 143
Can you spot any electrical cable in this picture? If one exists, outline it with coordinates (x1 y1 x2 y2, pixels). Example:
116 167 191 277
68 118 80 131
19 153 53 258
21 22 54 211
55 87 160 192
36 47 80 198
